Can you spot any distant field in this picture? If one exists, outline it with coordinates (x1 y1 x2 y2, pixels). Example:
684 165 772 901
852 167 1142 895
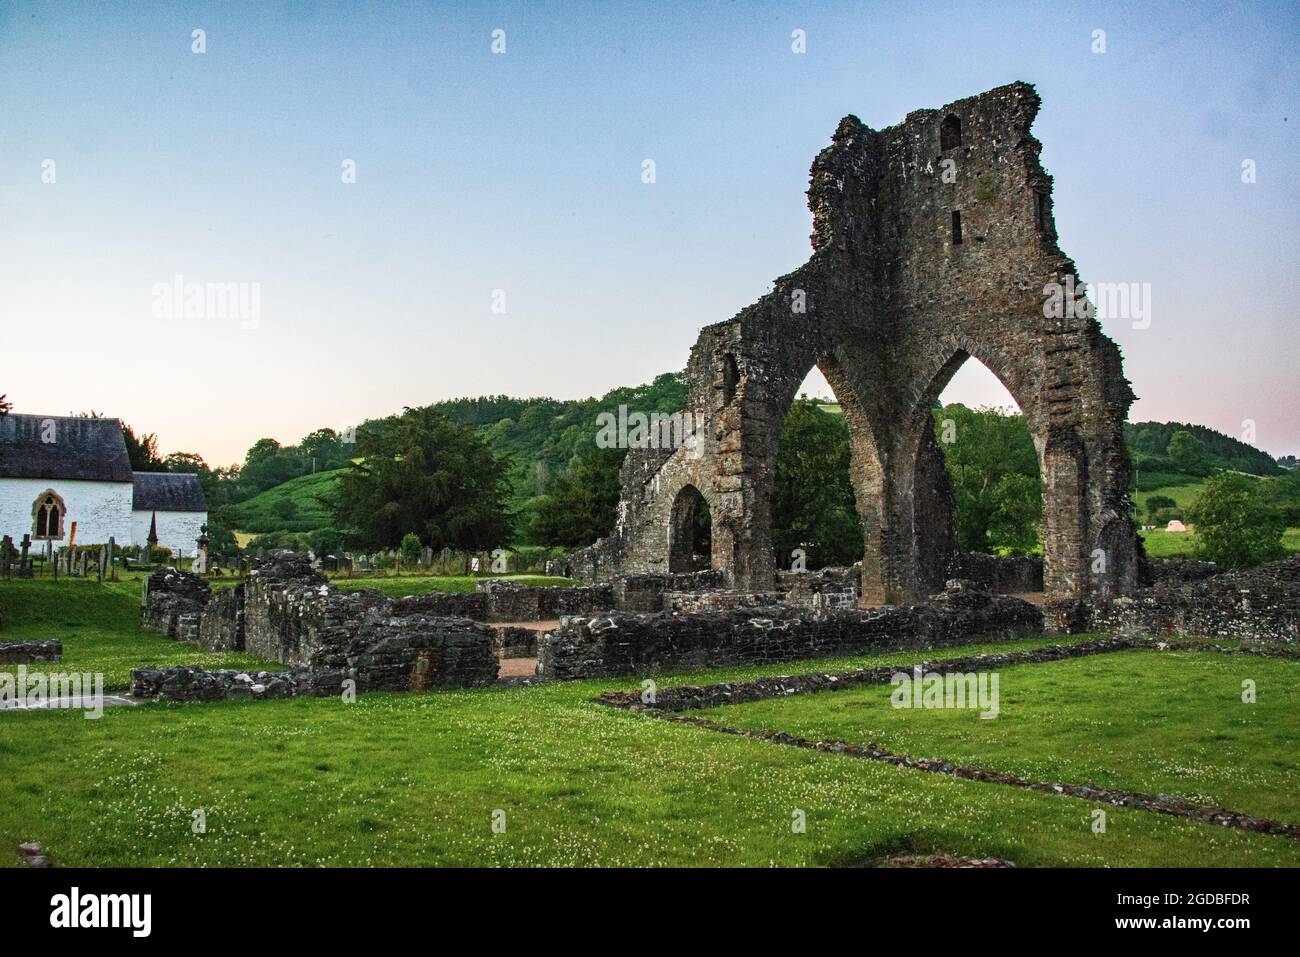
230 468 345 533
1131 476 1210 513
1141 526 1300 558
1130 472 1282 516
1131 470 1206 493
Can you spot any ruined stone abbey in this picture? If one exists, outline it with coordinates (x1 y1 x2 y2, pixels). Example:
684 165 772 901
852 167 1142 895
569 82 1139 620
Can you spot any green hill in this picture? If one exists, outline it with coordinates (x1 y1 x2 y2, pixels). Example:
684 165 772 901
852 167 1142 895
229 468 344 533
1126 421 1281 477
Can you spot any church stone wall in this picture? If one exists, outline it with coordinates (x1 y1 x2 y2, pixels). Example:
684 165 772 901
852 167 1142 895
0 477 133 548
131 508 208 556
575 83 1138 611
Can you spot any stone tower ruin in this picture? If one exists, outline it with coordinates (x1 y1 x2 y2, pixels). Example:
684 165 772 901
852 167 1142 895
574 82 1138 613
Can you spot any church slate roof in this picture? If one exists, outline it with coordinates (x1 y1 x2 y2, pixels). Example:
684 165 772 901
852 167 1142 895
0 414 135 483
132 472 208 512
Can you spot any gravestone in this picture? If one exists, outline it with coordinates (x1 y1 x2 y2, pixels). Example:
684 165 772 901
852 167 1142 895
18 535 33 578
193 524 210 575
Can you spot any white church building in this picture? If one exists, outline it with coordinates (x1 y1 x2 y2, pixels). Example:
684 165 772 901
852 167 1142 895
0 414 208 555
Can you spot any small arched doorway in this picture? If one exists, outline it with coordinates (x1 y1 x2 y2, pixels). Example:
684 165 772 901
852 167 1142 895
668 484 712 573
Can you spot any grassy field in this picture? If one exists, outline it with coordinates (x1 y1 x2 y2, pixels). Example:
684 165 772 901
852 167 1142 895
697 650 1300 822
3 579 1299 867
1131 476 1212 514
0 579 281 690
1140 526 1300 558
229 468 345 533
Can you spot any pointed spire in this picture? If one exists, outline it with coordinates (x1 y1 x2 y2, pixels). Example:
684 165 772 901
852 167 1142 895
147 511 159 547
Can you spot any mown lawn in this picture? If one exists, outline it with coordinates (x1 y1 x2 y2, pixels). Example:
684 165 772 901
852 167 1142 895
696 650 1300 822
4 650 1300 867
3 580 1299 867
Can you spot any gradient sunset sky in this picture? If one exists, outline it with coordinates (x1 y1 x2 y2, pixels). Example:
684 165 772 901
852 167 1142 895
2 0 1297 466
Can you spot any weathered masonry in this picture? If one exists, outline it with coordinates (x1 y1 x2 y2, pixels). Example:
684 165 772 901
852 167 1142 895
572 83 1138 612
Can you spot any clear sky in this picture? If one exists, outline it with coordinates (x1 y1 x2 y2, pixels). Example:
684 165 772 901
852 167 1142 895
2 0 1297 465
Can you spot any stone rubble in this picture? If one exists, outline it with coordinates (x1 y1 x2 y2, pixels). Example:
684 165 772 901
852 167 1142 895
0 639 63 664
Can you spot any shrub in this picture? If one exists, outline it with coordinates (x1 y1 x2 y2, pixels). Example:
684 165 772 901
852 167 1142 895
1187 473 1285 569
399 533 423 566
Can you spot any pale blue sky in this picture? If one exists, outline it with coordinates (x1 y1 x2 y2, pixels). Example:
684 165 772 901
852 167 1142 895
2 0 1297 464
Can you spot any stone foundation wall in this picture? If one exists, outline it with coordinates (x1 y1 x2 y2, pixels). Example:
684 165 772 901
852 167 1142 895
665 591 784 613
131 665 304 702
776 567 861 611
539 581 1042 679
198 583 245 652
493 626 540 658
0 639 62 664
613 570 727 613
950 553 1044 594
1143 557 1220 586
1087 555 1300 645
234 553 500 690
140 568 211 638
318 579 614 623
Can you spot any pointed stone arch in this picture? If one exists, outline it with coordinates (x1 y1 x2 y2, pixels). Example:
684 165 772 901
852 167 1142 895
581 83 1138 617
31 489 68 541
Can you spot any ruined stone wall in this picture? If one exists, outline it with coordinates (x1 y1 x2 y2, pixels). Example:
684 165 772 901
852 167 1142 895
776 566 861 610
612 570 727 613
539 582 1042 679
493 626 540 659
1143 557 1220 586
140 567 211 638
0 639 62 664
1088 556 1300 645
950 553 1044 594
197 583 245 652
148 552 499 691
583 83 1137 609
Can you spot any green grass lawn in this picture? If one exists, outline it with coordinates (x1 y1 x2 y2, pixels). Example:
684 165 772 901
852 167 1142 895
0 579 281 690
3 580 1299 867
696 650 1300 822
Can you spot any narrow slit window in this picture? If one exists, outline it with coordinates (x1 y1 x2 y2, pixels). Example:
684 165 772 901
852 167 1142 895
1035 192 1048 232
951 211 963 245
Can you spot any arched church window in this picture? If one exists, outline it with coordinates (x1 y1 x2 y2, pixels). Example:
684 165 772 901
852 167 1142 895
33 493 64 540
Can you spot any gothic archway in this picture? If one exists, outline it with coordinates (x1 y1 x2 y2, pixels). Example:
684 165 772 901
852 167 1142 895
668 484 711 573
